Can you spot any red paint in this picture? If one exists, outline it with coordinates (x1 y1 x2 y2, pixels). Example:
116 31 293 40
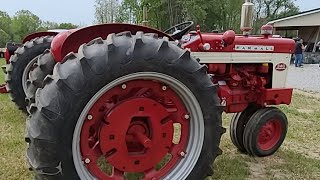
99 98 173 172
80 79 189 178
50 30 77 62
258 119 282 151
261 25 273 31
51 23 173 62
214 63 292 113
222 30 236 45
22 31 58 44
258 88 293 105
0 84 7 93
219 85 293 113
275 63 287 71
208 64 227 74
183 33 295 53
4 48 10 64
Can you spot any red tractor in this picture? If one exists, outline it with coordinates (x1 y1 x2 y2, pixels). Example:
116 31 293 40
2 1 293 179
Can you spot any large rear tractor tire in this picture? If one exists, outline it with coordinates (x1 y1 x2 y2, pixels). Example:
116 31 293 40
230 104 260 152
25 49 56 113
243 107 288 157
5 36 54 112
26 32 225 179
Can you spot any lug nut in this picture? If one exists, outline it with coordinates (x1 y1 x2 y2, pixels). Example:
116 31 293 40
121 84 127 89
162 86 167 91
84 158 91 164
87 115 93 120
184 114 190 120
178 150 186 158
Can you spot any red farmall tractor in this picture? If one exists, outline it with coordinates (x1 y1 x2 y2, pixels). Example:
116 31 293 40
2 1 294 179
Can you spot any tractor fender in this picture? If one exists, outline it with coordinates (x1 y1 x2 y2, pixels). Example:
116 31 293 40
22 31 59 44
51 23 173 62
51 29 78 62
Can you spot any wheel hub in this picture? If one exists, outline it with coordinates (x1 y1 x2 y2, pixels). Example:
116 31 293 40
99 98 174 172
78 79 191 179
257 119 282 151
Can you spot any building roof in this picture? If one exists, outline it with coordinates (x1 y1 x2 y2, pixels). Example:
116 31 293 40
268 8 320 27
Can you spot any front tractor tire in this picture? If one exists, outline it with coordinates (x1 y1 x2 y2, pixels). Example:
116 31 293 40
26 32 225 179
243 107 288 157
230 104 260 153
5 36 54 112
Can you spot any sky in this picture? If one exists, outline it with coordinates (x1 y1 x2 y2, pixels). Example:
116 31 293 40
1 0 320 26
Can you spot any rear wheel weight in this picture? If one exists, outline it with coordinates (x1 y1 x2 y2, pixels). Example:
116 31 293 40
243 107 288 157
27 32 224 179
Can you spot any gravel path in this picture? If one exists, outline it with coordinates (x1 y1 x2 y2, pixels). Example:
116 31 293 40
286 64 320 92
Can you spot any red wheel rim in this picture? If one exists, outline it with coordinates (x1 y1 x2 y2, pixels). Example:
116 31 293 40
257 119 282 151
79 79 190 179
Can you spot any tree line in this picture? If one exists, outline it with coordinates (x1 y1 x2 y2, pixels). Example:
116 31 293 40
0 0 300 47
0 10 77 47
94 0 299 33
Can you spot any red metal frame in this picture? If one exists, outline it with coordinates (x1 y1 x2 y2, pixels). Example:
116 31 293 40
80 79 189 178
183 32 295 54
50 23 173 62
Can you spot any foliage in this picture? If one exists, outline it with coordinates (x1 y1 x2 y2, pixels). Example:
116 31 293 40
94 0 299 33
0 10 78 47
253 0 299 34
11 10 42 42
57 23 78 29
95 0 120 23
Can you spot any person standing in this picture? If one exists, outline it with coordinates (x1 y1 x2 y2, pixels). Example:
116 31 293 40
295 38 304 67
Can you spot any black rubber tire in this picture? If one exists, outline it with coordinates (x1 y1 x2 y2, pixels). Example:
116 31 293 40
25 49 56 113
26 32 225 179
230 104 260 152
243 107 288 157
5 36 54 112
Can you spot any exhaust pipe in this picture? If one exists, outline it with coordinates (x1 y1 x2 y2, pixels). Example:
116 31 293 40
240 0 254 34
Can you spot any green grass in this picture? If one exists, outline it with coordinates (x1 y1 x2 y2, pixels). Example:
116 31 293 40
0 57 320 179
0 59 32 179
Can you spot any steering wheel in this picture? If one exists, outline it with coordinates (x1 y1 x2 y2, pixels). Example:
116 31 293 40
164 21 194 40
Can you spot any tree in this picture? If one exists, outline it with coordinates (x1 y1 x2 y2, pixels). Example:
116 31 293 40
94 0 120 24
0 29 11 47
116 0 141 24
58 23 78 29
0 11 12 46
253 0 299 33
0 11 12 35
11 10 41 41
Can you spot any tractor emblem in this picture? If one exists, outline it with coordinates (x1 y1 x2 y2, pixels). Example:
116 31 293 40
275 63 287 71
